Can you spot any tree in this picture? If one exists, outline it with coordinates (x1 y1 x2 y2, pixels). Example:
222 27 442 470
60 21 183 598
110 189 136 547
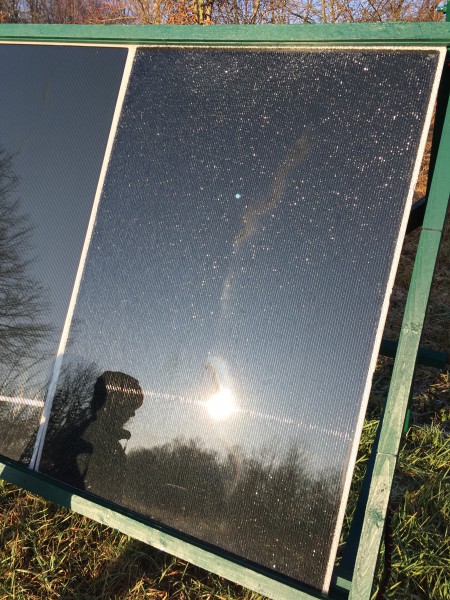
1 0 443 24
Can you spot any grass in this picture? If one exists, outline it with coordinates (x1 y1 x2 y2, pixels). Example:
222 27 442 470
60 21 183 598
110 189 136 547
341 369 450 600
1 120 449 600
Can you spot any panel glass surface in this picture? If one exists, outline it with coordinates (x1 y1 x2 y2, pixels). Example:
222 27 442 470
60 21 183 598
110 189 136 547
0 44 127 461
39 47 440 591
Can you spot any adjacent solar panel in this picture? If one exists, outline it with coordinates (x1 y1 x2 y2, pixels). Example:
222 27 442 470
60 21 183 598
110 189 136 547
0 44 443 593
0 44 127 460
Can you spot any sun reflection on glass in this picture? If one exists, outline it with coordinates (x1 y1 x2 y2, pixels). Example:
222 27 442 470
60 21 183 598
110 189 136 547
206 387 237 420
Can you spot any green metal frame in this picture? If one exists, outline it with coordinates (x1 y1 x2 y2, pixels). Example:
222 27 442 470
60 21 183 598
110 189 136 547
0 22 449 46
0 23 449 600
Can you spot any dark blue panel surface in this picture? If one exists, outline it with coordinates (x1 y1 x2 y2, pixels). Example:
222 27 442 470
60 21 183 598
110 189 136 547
0 44 127 461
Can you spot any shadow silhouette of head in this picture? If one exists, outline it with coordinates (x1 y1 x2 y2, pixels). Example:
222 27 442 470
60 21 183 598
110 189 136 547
91 371 144 434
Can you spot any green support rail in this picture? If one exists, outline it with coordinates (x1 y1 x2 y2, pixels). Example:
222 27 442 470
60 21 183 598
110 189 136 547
0 22 449 46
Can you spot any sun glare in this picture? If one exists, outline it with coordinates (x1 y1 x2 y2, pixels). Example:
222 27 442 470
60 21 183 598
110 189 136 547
206 387 237 420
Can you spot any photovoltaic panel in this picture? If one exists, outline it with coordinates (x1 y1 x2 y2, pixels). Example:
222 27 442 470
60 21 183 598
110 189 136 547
3 44 443 593
0 44 127 462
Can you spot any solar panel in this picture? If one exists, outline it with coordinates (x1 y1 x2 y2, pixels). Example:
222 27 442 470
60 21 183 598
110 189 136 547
0 44 127 460
0 43 444 594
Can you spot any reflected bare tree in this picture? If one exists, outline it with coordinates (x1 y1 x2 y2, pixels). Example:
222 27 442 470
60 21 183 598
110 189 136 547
0 150 52 394
45 361 100 435
39 361 100 484
0 149 52 460
125 438 338 588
